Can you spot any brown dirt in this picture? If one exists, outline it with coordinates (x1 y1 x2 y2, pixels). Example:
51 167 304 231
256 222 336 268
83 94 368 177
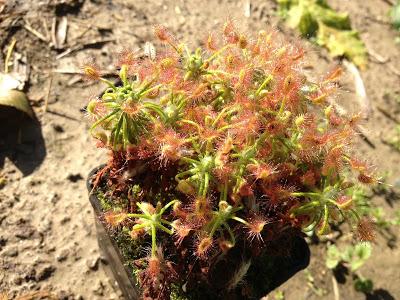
0 0 399 299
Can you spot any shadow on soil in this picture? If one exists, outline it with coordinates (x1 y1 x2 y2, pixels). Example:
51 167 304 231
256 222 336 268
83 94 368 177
333 265 396 300
366 289 396 300
0 106 46 176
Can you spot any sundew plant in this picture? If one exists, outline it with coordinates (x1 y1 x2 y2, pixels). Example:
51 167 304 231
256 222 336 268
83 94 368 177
85 22 377 299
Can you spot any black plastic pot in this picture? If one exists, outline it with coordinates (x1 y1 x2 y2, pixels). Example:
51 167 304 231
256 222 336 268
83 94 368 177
87 167 310 300
87 167 140 300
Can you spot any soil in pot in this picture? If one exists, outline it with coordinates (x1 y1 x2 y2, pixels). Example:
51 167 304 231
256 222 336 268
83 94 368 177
87 166 310 300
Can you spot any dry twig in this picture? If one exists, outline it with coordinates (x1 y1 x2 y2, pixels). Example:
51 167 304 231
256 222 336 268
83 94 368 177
70 22 93 43
388 64 400 77
377 106 400 123
51 17 57 47
380 0 395 5
244 1 251 18
55 38 115 59
368 48 390 64
47 108 81 121
343 60 371 118
332 275 340 300
23 20 48 43
4 38 16 73
41 18 50 40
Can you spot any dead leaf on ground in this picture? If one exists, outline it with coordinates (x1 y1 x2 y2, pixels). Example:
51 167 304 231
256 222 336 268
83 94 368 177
0 89 34 118
52 16 68 49
0 72 33 118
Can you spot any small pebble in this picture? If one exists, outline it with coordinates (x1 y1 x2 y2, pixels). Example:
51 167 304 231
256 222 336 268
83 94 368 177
86 256 100 271
92 279 104 296
2 246 18 257
48 192 60 204
35 265 56 281
13 275 23 285
38 219 52 234
60 216 71 224
57 249 70 262
15 226 35 239
52 124 65 133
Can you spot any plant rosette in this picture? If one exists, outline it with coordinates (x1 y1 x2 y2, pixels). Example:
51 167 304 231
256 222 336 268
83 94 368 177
85 22 377 300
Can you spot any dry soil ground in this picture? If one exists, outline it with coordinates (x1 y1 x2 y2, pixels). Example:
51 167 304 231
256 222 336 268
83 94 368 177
0 0 399 299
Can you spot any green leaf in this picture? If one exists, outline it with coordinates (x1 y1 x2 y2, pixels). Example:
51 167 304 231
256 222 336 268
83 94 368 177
326 244 341 269
349 243 372 271
391 1 400 30
316 23 368 69
354 277 373 293
277 0 297 17
276 0 367 68
299 10 319 37
277 0 350 29
315 6 350 30
393 210 400 226
274 290 285 300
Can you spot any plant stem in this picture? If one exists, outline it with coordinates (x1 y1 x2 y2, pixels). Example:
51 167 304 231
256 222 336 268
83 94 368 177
100 78 116 89
202 172 209 197
231 216 249 226
154 223 173 235
151 224 157 257
223 223 236 245
317 204 329 235
255 74 273 96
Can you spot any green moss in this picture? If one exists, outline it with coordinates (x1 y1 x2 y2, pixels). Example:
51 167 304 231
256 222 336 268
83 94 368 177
96 190 113 211
170 285 190 300
113 226 143 260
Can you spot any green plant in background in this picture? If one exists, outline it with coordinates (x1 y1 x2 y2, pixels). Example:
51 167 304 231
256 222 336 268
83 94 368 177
353 276 374 294
386 124 400 152
391 1 400 30
392 1 400 44
274 290 285 300
326 243 373 294
277 0 368 68
326 243 371 271
304 269 327 296
349 184 400 247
